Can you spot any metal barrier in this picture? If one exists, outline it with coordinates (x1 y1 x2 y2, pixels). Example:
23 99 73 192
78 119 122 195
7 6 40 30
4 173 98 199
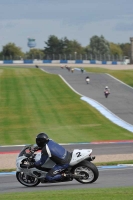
0 60 125 65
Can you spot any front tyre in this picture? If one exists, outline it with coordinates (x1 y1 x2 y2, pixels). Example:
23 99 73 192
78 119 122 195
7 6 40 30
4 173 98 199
72 161 99 184
16 172 40 187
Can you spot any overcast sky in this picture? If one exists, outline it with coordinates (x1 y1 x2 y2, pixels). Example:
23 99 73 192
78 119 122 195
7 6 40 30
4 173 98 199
0 0 133 52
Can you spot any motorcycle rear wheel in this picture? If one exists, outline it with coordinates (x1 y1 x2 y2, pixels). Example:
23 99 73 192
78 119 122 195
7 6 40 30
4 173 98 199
16 172 40 187
72 161 99 184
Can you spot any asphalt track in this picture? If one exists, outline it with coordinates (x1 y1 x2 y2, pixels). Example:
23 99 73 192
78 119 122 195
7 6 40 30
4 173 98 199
0 142 133 155
0 167 133 193
41 66 133 125
0 65 133 193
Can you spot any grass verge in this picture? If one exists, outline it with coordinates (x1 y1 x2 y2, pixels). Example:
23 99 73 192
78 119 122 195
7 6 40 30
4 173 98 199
0 187 133 200
0 67 133 145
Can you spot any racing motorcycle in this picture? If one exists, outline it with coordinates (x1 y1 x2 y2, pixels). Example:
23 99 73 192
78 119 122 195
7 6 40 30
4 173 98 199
85 77 90 84
16 145 99 187
104 90 110 98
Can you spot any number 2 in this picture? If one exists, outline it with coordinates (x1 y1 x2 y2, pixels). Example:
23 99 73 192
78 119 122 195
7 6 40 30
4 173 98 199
76 152 81 157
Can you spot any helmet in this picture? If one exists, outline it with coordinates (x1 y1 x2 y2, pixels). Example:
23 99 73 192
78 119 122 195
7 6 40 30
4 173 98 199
36 133 49 148
105 86 108 89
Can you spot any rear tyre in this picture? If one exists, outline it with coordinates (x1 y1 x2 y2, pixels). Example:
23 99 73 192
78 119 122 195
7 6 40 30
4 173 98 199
72 161 99 184
16 172 40 187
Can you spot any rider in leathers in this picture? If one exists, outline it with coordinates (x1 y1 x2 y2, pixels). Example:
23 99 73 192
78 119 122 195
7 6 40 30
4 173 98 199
30 133 71 182
104 86 110 94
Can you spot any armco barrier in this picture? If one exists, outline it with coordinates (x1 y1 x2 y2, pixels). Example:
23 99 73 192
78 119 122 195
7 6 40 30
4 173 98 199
83 60 90 64
68 60 76 64
4 60 13 64
75 60 83 64
90 60 96 64
112 61 117 65
51 60 60 64
106 61 112 65
0 60 124 65
96 61 102 64
60 60 67 63
13 60 24 64
43 60 52 63
24 60 33 64
34 60 43 64
102 61 107 64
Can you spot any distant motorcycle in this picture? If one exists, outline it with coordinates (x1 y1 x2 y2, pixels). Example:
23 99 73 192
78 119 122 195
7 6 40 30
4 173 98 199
104 90 110 98
85 77 90 84
86 78 90 84
16 145 99 187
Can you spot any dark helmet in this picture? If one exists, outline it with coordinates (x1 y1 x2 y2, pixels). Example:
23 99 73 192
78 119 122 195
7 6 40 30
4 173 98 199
36 133 49 148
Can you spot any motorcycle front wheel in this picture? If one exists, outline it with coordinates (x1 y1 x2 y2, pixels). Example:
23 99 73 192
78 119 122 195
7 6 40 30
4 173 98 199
16 172 40 187
72 161 99 184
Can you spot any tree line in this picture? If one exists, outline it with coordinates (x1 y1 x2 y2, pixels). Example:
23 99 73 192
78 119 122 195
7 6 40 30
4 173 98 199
0 35 131 60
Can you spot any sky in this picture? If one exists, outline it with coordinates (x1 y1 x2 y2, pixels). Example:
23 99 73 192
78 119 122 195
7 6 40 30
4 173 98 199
0 0 133 52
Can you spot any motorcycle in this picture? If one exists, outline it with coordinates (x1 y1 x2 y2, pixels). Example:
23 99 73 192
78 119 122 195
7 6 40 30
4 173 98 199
16 145 99 187
104 90 110 98
86 78 90 84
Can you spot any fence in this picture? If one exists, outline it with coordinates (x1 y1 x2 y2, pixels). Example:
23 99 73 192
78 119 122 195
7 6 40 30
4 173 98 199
0 54 128 62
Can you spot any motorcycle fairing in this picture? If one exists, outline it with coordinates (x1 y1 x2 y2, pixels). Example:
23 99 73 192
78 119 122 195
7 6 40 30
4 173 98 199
69 149 92 166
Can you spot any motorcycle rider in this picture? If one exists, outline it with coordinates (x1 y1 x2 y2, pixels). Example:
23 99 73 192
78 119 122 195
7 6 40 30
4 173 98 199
104 86 110 94
85 76 90 84
81 68 84 73
29 133 72 182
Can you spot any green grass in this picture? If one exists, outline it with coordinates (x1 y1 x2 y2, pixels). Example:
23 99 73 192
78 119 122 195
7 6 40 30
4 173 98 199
0 187 133 200
95 160 133 166
0 67 133 145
